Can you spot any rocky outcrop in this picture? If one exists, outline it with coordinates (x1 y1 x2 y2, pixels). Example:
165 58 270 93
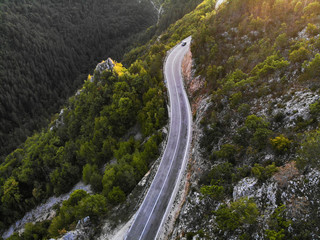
58 217 93 240
95 58 115 73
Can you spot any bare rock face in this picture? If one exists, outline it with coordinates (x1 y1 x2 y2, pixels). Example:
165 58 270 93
95 58 115 73
59 217 93 240
233 177 258 200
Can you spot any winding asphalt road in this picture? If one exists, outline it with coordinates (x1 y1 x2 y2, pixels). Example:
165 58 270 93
125 36 192 240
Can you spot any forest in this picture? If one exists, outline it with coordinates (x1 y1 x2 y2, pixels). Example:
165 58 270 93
0 0 207 237
0 57 167 237
0 0 157 161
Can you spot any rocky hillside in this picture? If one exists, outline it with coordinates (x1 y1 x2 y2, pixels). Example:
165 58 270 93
2 0 320 239
0 0 204 238
169 0 320 239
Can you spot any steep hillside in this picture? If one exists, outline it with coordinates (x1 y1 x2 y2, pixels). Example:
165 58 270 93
170 0 320 239
0 0 204 238
0 0 156 160
4 0 320 239
0 56 167 238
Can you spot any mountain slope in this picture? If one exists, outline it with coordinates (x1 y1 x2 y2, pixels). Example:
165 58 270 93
0 0 204 237
169 0 320 239
4 0 320 239
0 0 156 160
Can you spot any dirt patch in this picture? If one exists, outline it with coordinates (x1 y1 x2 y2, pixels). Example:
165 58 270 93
273 161 299 188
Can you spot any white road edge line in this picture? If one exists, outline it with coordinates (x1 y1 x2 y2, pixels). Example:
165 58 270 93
155 36 193 239
138 43 183 240
124 42 178 240
125 36 192 240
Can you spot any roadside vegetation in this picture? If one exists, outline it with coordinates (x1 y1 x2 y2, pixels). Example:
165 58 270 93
0 0 205 238
182 0 320 238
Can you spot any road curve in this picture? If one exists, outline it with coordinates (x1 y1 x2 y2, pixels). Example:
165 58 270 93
125 37 192 240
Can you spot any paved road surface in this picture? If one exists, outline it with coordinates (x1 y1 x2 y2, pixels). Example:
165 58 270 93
125 37 192 240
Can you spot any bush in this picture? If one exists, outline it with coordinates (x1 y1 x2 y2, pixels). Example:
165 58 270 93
251 163 278 182
305 54 320 80
275 33 288 50
214 144 239 163
230 92 243 108
251 55 289 78
306 23 319 37
200 185 224 200
252 127 272 150
270 135 292 153
238 104 251 117
235 115 271 148
201 162 233 186
289 47 309 63
303 2 320 16
309 99 320 117
107 186 126 205
294 1 303 13
214 197 259 231
48 191 107 237
265 205 291 240
296 130 320 169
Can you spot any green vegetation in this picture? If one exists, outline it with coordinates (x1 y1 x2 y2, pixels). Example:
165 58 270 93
0 0 157 161
48 190 107 237
0 57 165 232
0 0 206 235
296 129 320 170
186 0 320 238
200 184 224 200
270 135 292 153
265 205 291 240
214 197 259 232
251 163 278 182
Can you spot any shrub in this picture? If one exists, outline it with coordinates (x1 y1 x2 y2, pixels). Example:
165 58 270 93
294 1 303 13
201 162 233 186
238 104 251 117
107 186 126 205
214 197 259 231
214 144 239 163
251 55 289 78
303 2 320 16
309 99 320 117
230 92 243 108
306 23 319 36
275 33 288 50
232 165 251 183
265 205 291 240
270 135 292 153
289 47 309 63
200 185 224 200
48 191 107 237
305 54 320 80
235 115 271 148
296 129 320 169
252 127 272 150
251 163 278 182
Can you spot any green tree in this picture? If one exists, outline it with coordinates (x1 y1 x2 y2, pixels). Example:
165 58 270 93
296 129 320 169
1 178 22 210
270 135 292 153
200 185 224 200
289 47 309 63
305 53 320 79
265 205 291 240
214 197 259 231
107 186 126 205
76 194 107 221
251 163 278 182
